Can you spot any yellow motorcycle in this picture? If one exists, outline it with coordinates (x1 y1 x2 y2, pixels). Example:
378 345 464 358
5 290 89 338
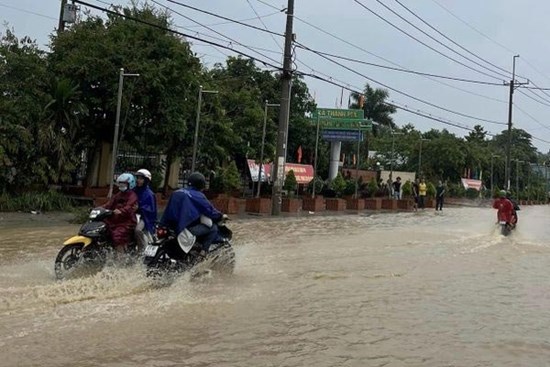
54 207 138 280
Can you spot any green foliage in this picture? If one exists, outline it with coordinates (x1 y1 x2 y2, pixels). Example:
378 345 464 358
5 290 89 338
330 173 346 197
212 161 241 193
426 182 436 197
367 178 379 198
448 182 466 198
402 180 412 197
465 188 479 199
0 191 74 212
283 169 298 194
307 176 324 195
343 178 357 196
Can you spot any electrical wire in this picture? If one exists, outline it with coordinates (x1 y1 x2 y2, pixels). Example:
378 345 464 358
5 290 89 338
165 0 283 37
392 0 511 78
352 0 507 81
245 0 283 52
295 43 503 86
300 71 497 135
303 46 507 125
0 2 57 21
150 0 281 66
259 2 510 105
72 0 283 71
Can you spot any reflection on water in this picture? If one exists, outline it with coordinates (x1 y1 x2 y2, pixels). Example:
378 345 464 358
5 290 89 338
2 206 550 366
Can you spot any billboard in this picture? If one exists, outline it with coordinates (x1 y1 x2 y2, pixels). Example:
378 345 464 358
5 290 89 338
247 160 314 184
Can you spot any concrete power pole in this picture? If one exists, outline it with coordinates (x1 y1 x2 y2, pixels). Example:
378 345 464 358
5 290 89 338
271 0 295 216
58 0 68 33
504 55 529 190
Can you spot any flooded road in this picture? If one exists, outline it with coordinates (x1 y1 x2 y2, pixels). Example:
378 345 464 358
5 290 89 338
2 206 550 366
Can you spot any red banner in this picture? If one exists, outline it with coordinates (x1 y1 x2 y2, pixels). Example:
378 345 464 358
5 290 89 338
461 178 483 191
247 159 314 184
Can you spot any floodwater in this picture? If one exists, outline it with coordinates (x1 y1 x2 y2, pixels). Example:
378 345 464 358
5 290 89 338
2 206 550 367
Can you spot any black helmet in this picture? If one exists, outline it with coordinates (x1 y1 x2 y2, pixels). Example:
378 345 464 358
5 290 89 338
188 172 206 190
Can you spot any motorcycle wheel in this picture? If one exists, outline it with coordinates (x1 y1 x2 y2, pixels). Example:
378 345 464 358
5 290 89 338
209 245 236 274
54 243 84 280
501 224 511 236
146 248 175 278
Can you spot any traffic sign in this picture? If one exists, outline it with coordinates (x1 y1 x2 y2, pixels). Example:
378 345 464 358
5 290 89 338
310 108 372 131
312 108 364 120
321 129 364 142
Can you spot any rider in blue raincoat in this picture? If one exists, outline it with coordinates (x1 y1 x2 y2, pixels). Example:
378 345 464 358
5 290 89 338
160 172 223 255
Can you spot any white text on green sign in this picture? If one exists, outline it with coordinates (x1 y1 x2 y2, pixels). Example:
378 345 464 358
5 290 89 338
313 108 364 120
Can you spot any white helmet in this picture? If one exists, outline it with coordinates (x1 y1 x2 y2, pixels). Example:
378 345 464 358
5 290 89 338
136 168 152 181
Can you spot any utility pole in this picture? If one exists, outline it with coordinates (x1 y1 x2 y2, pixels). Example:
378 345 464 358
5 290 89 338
191 86 218 173
107 68 139 199
504 55 529 190
271 0 295 216
58 0 68 33
257 101 280 198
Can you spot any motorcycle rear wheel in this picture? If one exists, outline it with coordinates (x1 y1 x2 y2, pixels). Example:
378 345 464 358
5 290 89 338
209 245 236 274
54 243 84 280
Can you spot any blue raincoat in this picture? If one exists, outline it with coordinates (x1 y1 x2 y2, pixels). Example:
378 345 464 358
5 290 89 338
134 185 157 233
160 188 222 234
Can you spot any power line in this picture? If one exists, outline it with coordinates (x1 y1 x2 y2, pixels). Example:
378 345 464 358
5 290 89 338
392 0 511 78
0 2 57 21
280 9 509 105
295 43 503 86
165 0 283 37
151 0 281 66
295 42 510 104
300 71 497 134
304 47 507 125
352 0 507 82
245 0 283 52
518 89 550 108
183 10 282 29
429 0 550 85
72 0 283 70
514 104 550 132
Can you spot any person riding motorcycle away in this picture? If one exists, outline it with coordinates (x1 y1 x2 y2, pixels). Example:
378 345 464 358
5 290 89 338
134 168 158 251
160 172 223 257
505 191 520 227
103 173 139 255
492 190 514 226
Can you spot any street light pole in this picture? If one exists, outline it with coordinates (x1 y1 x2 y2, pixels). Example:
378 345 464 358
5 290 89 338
108 68 139 199
191 86 218 173
257 101 280 198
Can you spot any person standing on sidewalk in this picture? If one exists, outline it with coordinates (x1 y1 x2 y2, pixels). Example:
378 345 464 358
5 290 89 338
392 177 402 200
435 180 445 211
418 178 427 210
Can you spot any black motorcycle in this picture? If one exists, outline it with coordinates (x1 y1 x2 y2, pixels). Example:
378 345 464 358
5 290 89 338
54 207 138 280
143 219 235 278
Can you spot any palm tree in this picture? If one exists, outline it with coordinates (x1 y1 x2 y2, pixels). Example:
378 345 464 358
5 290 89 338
40 78 88 183
349 83 397 130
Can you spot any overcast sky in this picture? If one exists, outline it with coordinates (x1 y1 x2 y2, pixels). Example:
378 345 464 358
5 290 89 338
3 0 550 153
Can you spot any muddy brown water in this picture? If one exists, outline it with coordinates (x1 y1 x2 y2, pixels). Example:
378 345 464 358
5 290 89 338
1 206 550 366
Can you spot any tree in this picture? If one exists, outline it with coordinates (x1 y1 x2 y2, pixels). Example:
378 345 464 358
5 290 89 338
48 4 203 189
0 30 51 192
283 169 297 195
349 83 397 129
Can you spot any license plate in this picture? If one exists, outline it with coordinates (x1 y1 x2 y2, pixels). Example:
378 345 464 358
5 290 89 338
144 245 158 257
499 221 506 225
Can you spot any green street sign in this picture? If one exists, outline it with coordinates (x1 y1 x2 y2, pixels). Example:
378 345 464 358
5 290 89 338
310 119 372 131
309 108 371 130
312 108 364 120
